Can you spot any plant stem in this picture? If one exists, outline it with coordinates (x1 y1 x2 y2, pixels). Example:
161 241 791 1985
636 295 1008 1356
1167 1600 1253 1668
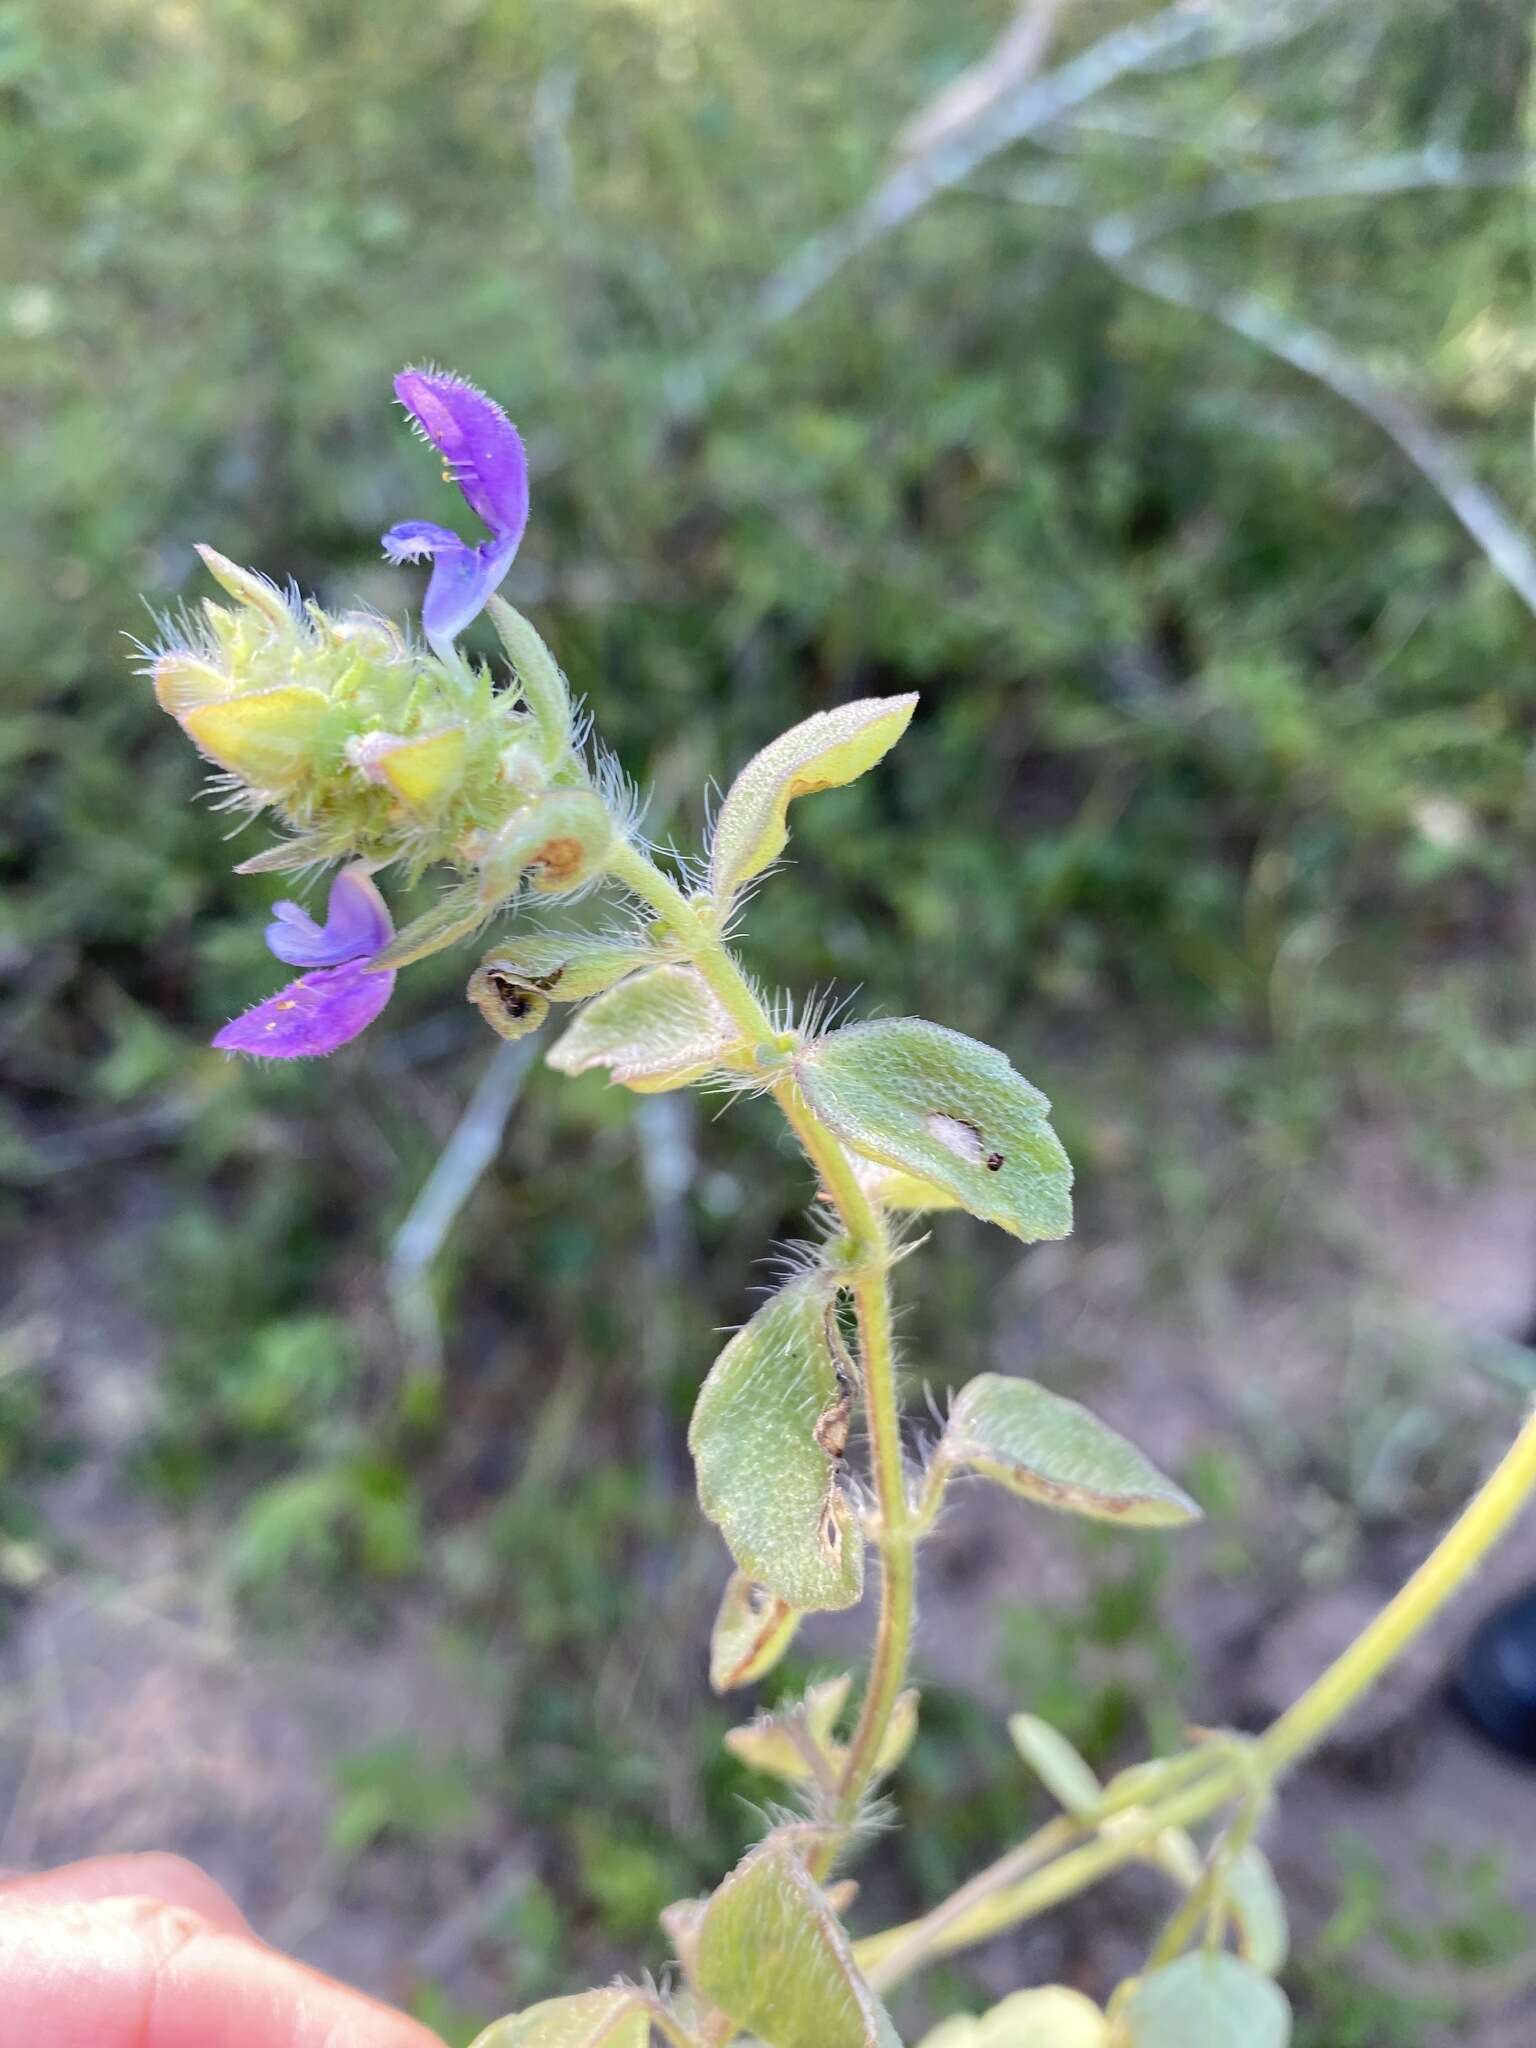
859 1762 1242 1990
834 1258 914 1815
861 1401 1536 1990
604 837 918 1821
1260 1401 1536 1772
855 1814 1081 1983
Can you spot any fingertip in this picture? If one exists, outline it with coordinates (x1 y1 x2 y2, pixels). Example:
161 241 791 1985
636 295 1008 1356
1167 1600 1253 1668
0 1854 252 1935
0 1891 449 2048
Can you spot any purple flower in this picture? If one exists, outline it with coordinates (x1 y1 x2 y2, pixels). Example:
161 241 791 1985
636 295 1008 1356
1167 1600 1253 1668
213 866 396 1059
382 368 529 661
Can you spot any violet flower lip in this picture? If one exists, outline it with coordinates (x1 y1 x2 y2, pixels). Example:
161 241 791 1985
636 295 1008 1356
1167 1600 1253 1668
212 866 397 1058
382 367 530 662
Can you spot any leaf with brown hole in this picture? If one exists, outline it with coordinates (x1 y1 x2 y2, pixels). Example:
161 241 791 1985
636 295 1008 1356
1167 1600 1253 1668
794 1018 1071 1242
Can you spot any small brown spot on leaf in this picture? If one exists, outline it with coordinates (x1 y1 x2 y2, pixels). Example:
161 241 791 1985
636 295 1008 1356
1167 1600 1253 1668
534 835 586 886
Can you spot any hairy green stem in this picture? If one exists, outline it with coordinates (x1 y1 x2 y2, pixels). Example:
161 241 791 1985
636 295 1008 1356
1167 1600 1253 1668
604 836 918 1825
835 1263 913 1813
861 1402 1536 1991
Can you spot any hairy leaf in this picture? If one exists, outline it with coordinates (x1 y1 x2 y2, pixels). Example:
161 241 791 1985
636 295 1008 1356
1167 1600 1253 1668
726 1678 917 1784
939 1375 1200 1527
487 594 573 757
725 1674 852 1782
877 1687 920 1774
690 1276 863 1610
470 1987 652 2048
695 1834 900 2048
709 1570 801 1693
916 1986 1108 2048
548 964 743 1093
1008 1712 1102 1816
1121 1954 1291 2048
793 1018 1071 1242
709 694 917 903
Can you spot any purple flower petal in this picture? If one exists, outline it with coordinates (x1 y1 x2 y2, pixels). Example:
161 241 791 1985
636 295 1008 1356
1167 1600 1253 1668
213 956 398 1058
394 368 529 547
382 519 463 565
265 867 393 967
418 533 520 655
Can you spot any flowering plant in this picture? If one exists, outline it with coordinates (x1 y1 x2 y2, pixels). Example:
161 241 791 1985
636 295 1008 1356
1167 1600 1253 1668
142 371 1536 2048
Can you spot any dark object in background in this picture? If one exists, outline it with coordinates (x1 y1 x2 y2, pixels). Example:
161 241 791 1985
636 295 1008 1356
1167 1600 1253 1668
1454 1586 1536 1762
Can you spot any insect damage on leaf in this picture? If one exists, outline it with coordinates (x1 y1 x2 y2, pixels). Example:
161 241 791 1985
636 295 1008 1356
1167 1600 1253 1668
813 1300 858 1464
709 1571 801 1693
924 1111 1006 1172
690 1274 865 1610
794 1018 1071 1243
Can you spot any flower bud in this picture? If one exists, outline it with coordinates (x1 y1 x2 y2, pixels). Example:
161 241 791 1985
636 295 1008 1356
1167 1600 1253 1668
194 545 295 632
326 612 405 662
180 685 330 788
475 789 613 907
151 651 232 716
346 726 468 812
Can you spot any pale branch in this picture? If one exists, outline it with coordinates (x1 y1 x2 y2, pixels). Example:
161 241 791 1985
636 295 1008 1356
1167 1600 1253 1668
749 0 1337 333
388 1036 540 1370
965 139 1536 620
1090 236 1536 621
670 0 1341 412
1036 100 1352 164
1086 147 1536 251
896 0 1067 162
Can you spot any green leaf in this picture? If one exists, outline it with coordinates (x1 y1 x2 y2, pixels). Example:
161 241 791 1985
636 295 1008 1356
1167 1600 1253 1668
916 1987 1108 2048
689 1276 863 1611
724 1673 851 1783
486 594 574 758
725 1677 917 1785
1008 1713 1103 1817
938 1375 1200 1528
470 1987 652 2048
695 1832 901 2048
468 931 662 1044
547 964 744 1093
1227 1844 1290 1976
709 1570 802 1693
793 1018 1072 1242
1120 1954 1291 2048
876 1687 920 1774
709 694 917 903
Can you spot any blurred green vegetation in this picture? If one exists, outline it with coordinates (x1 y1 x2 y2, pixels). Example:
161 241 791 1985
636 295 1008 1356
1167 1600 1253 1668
3 0 1536 2028
1293 1838 1534 2047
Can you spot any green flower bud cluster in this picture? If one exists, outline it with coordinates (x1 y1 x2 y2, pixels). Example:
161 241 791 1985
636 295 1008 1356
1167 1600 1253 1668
148 548 609 897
